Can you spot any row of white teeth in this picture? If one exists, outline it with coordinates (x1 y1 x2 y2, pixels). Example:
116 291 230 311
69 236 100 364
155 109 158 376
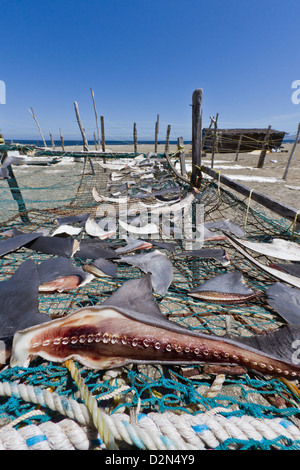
31 333 297 376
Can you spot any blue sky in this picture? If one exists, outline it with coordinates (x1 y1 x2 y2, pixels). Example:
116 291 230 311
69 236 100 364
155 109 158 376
0 0 300 142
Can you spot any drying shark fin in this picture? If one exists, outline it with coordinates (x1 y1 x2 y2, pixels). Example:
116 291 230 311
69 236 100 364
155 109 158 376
226 234 300 288
188 271 259 303
101 274 162 319
37 257 93 292
266 282 300 325
116 249 173 295
0 260 49 348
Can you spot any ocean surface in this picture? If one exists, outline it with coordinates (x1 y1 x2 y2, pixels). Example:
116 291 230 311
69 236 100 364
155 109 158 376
7 138 295 147
7 139 191 147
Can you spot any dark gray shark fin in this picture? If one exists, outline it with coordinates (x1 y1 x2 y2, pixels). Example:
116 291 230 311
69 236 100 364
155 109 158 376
236 324 300 365
102 274 162 318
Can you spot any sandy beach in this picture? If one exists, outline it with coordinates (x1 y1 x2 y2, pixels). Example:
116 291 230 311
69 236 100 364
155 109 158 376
64 140 300 210
0 141 299 224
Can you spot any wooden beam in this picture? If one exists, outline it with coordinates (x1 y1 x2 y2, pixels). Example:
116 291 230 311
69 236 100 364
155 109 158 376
202 165 300 222
74 101 89 151
191 88 203 187
257 125 271 168
283 123 300 180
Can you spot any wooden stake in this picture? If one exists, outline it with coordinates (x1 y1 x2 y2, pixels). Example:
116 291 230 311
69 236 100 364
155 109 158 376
93 131 98 151
165 124 171 153
283 122 300 180
191 88 203 187
235 133 243 161
1 149 30 223
101 116 106 152
49 133 55 150
59 128 65 152
257 125 271 168
177 137 186 176
133 122 137 153
90 88 100 148
210 113 219 169
155 114 159 153
27 107 47 147
74 101 89 151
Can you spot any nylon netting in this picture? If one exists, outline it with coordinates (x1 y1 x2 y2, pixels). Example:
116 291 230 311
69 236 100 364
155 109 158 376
0 149 300 450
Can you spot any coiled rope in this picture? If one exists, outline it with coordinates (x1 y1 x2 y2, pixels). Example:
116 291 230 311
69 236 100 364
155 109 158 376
0 378 300 450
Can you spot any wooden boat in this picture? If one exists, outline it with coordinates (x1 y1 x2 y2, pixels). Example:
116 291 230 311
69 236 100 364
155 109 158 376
202 128 286 153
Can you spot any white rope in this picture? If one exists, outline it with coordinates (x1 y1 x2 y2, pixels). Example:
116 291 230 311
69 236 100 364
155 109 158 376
0 380 93 427
1 380 300 449
0 418 98 450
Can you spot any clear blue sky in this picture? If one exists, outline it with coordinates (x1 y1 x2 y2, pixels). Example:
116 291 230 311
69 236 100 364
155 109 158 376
0 0 300 142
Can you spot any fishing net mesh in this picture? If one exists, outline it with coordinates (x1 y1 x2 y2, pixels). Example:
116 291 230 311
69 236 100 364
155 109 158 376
0 149 300 450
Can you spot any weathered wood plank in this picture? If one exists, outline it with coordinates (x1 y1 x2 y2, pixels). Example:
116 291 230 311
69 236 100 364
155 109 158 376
202 165 300 222
283 122 300 180
191 89 203 187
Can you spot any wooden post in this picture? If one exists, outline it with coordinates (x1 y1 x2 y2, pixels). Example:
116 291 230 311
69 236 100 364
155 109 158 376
177 137 186 176
257 125 271 168
93 131 98 151
27 107 47 147
74 101 89 151
211 113 219 169
90 88 101 148
191 88 203 187
49 133 55 150
59 128 65 151
235 133 243 161
283 122 300 180
1 151 30 223
133 122 137 153
154 114 159 153
165 124 171 153
101 116 106 152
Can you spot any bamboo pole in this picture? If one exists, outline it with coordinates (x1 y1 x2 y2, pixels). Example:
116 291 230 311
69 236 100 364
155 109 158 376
283 123 300 180
74 101 89 151
257 125 271 168
133 122 137 153
90 88 100 148
27 107 47 147
191 88 203 187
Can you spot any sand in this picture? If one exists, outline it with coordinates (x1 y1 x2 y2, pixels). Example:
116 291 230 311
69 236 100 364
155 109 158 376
84 141 300 211
0 141 299 224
